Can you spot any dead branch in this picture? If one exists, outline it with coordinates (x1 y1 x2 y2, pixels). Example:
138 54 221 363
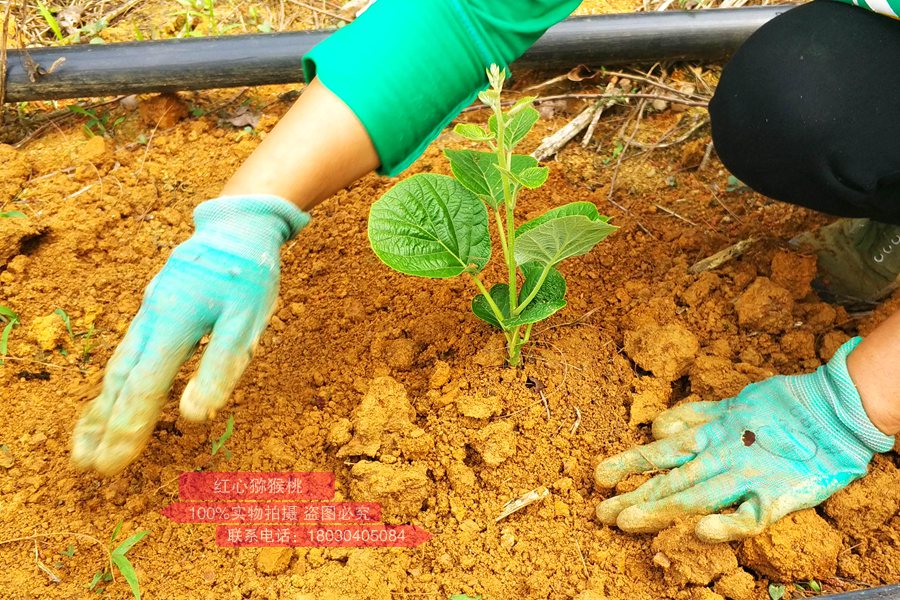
538 92 707 107
284 0 351 22
599 69 709 102
628 116 709 150
688 238 756 274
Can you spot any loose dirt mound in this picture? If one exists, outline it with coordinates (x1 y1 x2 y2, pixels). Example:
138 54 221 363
0 81 897 600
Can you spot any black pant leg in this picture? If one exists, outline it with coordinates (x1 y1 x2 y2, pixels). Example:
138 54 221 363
709 1 900 224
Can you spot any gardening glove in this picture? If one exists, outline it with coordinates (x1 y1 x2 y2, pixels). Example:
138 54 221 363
791 218 900 304
71 195 309 475
303 0 580 176
594 337 894 542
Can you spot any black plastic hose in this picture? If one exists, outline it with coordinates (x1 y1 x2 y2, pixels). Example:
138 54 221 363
3 6 794 102
820 584 900 599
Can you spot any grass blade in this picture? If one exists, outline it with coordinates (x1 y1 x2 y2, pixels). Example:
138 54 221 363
36 2 64 41
112 530 149 557
112 554 142 600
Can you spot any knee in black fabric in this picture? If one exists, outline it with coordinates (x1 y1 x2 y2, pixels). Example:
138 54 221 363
708 1 900 221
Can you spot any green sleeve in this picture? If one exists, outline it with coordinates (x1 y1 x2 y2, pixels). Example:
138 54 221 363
828 0 899 19
302 0 580 177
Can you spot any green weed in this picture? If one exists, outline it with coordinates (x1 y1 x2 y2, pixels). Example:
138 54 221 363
87 521 149 599
0 210 26 218
174 0 240 37
211 414 234 461
0 305 20 362
68 106 124 138
36 2 65 42
53 308 98 367
768 583 785 600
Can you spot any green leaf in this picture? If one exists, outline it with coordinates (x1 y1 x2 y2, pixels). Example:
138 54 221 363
489 106 540 150
453 123 493 142
0 306 19 356
110 520 123 544
212 414 234 456
61 545 76 558
87 571 103 590
809 580 822 593
471 262 566 330
0 211 26 218
112 530 149 558
507 96 537 116
494 164 549 190
369 174 491 278
54 308 74 339
112 554 143 600
444 149 537 209
514 202 616 267
450 595 482 600
478 89 500 108
768 583 785 600
37 2 64 41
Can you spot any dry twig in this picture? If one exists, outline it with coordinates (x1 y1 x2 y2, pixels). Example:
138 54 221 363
570 406 582 435
539 390 551 420
537 92 707 108
688 238 756 274
495 487 549 522
284 0 351 22
599 69 709 102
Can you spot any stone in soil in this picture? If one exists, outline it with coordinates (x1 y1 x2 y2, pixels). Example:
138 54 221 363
138 93 189 129
624 321 700 381
336 376 419 459
733 277 794 333
823 455 900 539
29 313 68 352
470 420 517 467
629 377 671 426
0 216 45 269
349 460 429 522
652 517 738 586
255 547 293 575
770 249 817 300
713 568 757 600
456 393 501 419
689 355 751 400
0 144 32 203
738 509 842 581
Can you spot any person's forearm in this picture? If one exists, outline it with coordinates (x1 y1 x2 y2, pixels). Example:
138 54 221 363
222 77 379 211
847 309 900 435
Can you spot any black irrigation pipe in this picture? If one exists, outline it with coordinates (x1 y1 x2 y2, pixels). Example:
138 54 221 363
820 584 900 599
2 6 795 103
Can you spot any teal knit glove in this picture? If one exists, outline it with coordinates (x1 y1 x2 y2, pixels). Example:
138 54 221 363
303 0 580 176
595 338 894 542
71 195 309 475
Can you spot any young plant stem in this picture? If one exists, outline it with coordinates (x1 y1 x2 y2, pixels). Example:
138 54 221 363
493 210 509 261
491 99 519 319
508 326 522 366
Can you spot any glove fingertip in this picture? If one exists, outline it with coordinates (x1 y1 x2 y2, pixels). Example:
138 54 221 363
594 461 624 488
695 511 763 543
616 505 664 533
179 378 218 422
